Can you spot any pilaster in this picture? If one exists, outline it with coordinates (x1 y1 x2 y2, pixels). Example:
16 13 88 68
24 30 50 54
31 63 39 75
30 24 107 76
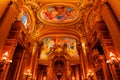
30 43 38 79
81 38 89 79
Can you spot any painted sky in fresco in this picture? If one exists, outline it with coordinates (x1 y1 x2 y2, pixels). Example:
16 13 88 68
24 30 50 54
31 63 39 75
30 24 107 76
40 5 78 23
20 12 28 28
40 37 78 59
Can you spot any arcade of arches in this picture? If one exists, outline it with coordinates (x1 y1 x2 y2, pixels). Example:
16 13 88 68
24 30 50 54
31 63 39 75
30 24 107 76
0 0 120 80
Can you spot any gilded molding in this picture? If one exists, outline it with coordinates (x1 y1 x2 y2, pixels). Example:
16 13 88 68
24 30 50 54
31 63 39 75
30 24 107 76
36 26 82 42
37 3 82 26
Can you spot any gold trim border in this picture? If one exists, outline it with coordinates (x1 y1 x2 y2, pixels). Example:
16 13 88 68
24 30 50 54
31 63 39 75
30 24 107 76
37 3 82 26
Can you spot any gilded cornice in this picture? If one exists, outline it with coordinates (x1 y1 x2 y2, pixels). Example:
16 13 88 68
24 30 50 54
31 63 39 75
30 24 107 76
37 0 85 3
36 26 82 42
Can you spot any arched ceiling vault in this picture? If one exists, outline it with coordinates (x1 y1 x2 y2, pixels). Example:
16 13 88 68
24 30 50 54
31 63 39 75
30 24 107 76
14 0 93 43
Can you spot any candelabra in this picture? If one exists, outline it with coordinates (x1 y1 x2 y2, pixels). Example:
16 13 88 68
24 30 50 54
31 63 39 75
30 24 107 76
0 51 12 63
72 76 75 80
0 51 12 80
23 69 32 80
0 51 12 73
87 69 94 80
43 76 47 80
106 52 120 67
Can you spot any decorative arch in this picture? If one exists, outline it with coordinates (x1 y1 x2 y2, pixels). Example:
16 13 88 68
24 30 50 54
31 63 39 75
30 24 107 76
16 2 36 33
47 50 71 80
83 0 102 34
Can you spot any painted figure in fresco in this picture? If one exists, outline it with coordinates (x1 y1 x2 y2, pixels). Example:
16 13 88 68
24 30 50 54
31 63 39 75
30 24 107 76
55 6 67 21
65 7 76 20
63 37 78 57
42 6 58 21
55 37 64 48
40 37 55 59
40 43 49 59
41 5 77 22
40 37 78 59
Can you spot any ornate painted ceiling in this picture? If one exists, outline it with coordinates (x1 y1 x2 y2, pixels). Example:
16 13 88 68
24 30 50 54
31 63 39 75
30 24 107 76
16 0 92 33
14 0 93 60
37 3 80 24
39 36 79 60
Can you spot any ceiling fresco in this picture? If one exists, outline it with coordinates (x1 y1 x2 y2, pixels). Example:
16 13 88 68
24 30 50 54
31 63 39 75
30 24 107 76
20 12 28 28
40 36 79 59
17 0 93 60
38 3 79 24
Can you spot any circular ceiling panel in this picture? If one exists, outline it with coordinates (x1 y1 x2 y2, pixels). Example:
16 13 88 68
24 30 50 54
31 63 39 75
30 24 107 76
37 3 81 25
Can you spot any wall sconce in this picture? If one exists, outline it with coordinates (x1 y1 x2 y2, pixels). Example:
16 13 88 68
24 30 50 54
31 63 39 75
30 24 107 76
106 52 120 67
0 51 12 75
72 76 75 80
1 51 12 64
87 69 94 78
82 43 85 47
43 76 47 80
23 69 32 80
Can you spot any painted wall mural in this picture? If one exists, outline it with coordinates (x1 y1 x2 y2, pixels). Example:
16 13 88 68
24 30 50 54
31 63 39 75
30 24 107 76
40 37 78 59
39 3 79 23
20 11 32 32
20 12 28 28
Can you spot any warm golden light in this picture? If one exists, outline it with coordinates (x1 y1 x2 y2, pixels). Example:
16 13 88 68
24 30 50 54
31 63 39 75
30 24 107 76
1 51 12 64
82 43 85 47
4 51 8 56
106 52 120 66
2 56 7 61
72 76 75 80
2 51 8 61
23 69 32 80
43 76 47 80
24 69 32 76
87 69 94 78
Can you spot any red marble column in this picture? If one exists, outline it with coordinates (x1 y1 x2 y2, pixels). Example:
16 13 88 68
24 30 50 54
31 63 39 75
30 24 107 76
30 43 38 79
107 0 120 22
0 3 18 49
100 4 120 54
0 0 10 18
75 65 80 80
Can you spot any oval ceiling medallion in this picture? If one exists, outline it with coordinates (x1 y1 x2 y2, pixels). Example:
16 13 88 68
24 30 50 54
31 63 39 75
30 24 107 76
37 3 81 25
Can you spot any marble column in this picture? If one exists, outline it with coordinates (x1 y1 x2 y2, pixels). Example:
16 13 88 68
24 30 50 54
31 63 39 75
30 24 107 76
30 43 38 79
75 65 80 80
66 60 71 80
107 0 120 22
0 0 10 18
2 39 17 80
100 55 113 80
101 40 118 80
100 4 120 54
81 40 89 79
0 3 18 49
32 49 38 80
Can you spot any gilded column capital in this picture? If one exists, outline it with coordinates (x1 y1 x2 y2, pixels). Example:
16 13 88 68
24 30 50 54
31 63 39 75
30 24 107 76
31 42 38 53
